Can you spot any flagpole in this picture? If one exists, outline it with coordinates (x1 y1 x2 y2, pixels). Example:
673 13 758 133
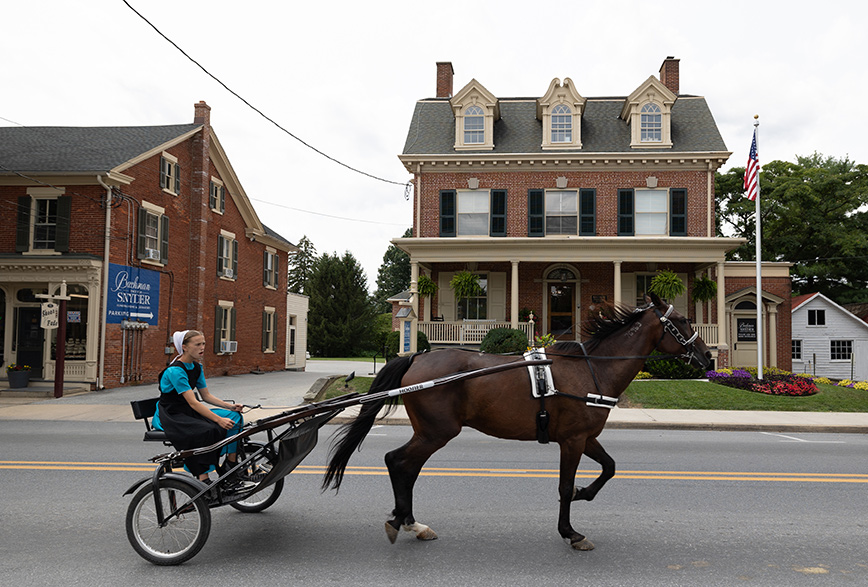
754 115 763 380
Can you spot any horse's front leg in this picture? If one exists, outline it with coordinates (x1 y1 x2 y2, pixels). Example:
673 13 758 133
573 437 615 502
557 441 595 550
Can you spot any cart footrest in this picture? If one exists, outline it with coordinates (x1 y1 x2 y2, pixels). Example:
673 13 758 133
143 430 168 442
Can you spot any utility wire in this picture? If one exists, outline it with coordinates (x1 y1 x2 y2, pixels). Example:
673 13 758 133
248 197 406 226
122 0 411 195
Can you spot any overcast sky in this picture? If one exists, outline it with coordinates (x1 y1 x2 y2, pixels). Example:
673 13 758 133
3 1 866 290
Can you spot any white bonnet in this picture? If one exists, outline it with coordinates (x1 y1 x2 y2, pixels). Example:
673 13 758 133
172 330 190 356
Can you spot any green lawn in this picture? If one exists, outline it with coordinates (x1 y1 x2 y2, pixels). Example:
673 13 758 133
318 375 868 412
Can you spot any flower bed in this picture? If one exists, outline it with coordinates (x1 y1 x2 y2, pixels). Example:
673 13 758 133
706 368 818 397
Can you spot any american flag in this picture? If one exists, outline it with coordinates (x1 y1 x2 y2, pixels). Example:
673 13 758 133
743 129 759 201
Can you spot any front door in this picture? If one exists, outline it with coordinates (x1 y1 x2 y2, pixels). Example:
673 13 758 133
548 283 575 340
16 307 44 378
731 312 758 368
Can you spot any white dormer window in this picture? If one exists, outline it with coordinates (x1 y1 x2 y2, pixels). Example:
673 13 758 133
551 104 572 143
464 106 485 144
538 78 585 150
640 103 662 142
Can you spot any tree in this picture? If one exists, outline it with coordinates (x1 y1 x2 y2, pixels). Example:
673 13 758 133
373 228 412 313
287 235 317 295
307 251 377 357
716 154 868 303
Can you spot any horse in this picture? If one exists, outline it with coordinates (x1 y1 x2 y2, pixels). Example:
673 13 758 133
323 292 712 550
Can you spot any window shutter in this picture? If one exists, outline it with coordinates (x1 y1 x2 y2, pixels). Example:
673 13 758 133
160 215 170 262
210 182 217 209
53 195 72 252
15 196 32 252
579 189 596 236
670 188 687 236
215 307 223 353
229 307 236 342
273 255 279 288
232 239 239 277
220 187 225 213
137 208 147 258
528 189 544 237
217 235 225 275
159 157 168 189
174 163 181 194
273 309 279 351
439 190 456 237
490 190 507 236
262 311 268 352
263 251 269 287
618 189 634 236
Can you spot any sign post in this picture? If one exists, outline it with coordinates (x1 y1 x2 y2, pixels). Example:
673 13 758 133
36 281 71 398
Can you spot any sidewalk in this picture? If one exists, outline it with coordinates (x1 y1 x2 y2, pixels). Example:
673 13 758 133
3 363 867 433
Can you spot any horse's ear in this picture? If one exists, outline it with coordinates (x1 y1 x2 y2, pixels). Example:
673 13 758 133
643 293 652 306
648 292 664 307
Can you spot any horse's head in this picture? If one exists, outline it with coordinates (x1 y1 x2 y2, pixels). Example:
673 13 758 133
647 292 712 370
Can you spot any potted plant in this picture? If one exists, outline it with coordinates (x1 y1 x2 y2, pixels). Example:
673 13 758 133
450 270 482 319
6 363 32 389
417 274 438 298
648 269 685 302
691 274 718 322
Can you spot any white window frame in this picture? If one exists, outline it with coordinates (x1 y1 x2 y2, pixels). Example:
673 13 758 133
634 189 668 236
160 152 180 196
263 306 276 353
545 190 578 235
457 273 488 321
217 300 235 354
264 248 279 289
640 103 663 142
457 190 490 236
209 177 225 214
551 104 572 143
807 309 826 327
830 340 852 361
22 187 64 255
218 230 237 280
792 339 802 361
463 105 485 144
140 201 167 266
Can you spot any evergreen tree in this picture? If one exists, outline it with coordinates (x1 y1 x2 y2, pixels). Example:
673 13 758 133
287 235 317 294
307 251 377 357
373 228 412 313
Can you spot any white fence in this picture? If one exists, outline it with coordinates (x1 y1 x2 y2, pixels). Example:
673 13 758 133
418 321 535 345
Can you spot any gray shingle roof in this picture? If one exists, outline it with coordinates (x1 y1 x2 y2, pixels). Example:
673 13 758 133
0 124 200 173
402 96 727 155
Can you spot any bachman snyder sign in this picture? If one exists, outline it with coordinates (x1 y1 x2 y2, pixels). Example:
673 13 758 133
106 263 160 325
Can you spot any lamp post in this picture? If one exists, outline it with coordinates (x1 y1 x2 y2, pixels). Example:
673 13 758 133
35 280 71 398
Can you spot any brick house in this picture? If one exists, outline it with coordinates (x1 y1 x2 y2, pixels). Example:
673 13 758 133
394 59 792 370
1 102 300 388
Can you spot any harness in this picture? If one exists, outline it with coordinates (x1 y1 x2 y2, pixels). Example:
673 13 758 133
528 303 701 444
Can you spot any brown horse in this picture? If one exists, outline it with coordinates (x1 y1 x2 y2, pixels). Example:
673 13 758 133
323 293 711 550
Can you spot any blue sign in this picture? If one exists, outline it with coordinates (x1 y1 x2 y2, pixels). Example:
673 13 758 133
403 321 412 353
107 263 160 325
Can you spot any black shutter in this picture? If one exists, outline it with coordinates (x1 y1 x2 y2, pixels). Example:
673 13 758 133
232 239 238 277
229 307 236 342
273 309 279 352
217 235 225 275
160 215 170 262
618 189 634 236
263 251 269 287
439 190 456 237
273 255 279 289
16 196 31 252
528 189 544 237
670 188 687 236
262 311 268 352
54 195 71 252
137 208 147 258
210 182 217 209
174 163 181 194
490 190 507 236
215 306 223 353
579 189 596 236
159 157 168 189
220 187 225 213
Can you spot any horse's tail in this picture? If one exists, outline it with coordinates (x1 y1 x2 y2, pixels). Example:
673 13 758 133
322 355 415 491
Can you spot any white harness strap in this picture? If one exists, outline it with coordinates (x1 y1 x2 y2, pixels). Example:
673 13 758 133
524 349 557 398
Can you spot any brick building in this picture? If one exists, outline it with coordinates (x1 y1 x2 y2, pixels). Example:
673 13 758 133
1 102 302 388
394 58 791 370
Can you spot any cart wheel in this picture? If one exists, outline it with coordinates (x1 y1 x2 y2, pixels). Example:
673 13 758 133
126 478 211 565
230 442 284 513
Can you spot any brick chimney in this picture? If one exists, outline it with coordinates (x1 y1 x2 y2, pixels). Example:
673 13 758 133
436 62 454 98
659 56 680 95
194 100 211 126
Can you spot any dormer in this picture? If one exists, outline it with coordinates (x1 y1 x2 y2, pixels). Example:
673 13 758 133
620 75 677 149
450 79 500 151
537 78 586 150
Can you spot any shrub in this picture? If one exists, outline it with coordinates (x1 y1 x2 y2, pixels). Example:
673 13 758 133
480 328 530 354
634 371 652 380
644 350 706 379
385 330 430 360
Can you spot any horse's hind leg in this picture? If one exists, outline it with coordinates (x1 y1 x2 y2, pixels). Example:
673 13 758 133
557 440 595 550
573 437 615 502
384 430 456 543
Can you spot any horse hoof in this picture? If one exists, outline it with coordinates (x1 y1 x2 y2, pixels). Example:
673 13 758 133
385 522 399 544
403 522 438 541
570 537 595 551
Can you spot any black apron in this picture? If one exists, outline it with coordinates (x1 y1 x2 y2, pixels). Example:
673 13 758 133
157 361 223 476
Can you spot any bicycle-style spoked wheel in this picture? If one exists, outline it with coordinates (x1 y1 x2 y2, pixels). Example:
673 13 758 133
230 441 284 513
126 479 211 565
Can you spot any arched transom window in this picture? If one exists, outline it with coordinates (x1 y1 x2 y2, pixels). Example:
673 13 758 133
551 104 572 143
640 103 662 142
464 105 484 144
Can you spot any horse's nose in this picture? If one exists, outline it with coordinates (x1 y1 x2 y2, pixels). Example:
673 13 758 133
705 351 712 361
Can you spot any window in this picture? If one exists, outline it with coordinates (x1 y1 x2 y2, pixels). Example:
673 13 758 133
807 309 826 326
528 189 595 236
551 104 572 143
618 189 686 236
792 339 802 361
214 301 236 353
210 179 225 213
16 192 71 253
457 274 488 320
636 190 667 235
217 233 238 279
464 105 484 144
830 340 852 361
160 154 180 195
137 206 169 263
50 284 88 360
263 250 279 288
640 103 662 142
636 274 655 306
288 315 297 356
440 190 507 237
262 307 276 352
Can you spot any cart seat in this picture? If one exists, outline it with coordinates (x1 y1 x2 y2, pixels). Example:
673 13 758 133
130 397 169 443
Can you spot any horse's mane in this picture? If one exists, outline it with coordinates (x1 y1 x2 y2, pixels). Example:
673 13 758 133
550 303 649 354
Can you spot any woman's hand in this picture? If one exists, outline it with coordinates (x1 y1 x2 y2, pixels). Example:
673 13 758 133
217 416 236 430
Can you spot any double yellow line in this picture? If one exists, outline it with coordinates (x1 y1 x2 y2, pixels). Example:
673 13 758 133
3 461 866 484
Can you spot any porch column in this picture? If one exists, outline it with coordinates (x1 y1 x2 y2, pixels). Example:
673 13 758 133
510 261 519 328
768 304 778 368
410 261 419 353
716 261 726 347
694 270 702 323
613 260 622 306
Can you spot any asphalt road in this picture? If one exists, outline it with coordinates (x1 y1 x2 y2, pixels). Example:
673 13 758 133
2 420 867 586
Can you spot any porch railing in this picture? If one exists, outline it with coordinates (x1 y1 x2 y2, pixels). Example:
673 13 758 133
418 321 535 345
693 323 718 346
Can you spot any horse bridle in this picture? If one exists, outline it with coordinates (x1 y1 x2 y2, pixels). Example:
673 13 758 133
652 304 701 364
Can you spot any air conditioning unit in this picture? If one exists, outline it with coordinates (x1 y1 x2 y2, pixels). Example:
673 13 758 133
222 268 235 279
144 248 161 261
220 341 238 353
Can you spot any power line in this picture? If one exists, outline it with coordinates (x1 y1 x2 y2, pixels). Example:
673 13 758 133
248 197 406 227
122 0 411 194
